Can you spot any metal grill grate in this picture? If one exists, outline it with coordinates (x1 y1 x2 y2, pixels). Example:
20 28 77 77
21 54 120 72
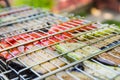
0 19 119 79
0 6 57 27
0 6 120 80
0 13 69 36
0 6 32 17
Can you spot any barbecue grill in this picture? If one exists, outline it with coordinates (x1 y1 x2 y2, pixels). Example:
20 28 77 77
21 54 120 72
0 6 120 80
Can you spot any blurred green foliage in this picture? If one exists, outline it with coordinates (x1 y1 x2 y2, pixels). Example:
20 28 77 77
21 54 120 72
13 0 54 9
103 20 120 28
78 10 89 17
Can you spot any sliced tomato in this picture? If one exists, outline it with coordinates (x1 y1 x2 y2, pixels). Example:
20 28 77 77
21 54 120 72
29 32 40 38
48 25 68 34
55 32 74 42
0 41 11 48
25 43 34 50
0 51 12 59
12 41 19 45
19 34 28 38
70 19 83 24
48 31 54 34
13 35 21 40
40 38 54 46
19 33 34 40
61 23 73 28
66 22 80 26
33 41 42 47
84 26 94 30
0 46 2 50
13 35 26 43
17 39 26 43
39 36 61 46
18 46 25 53
81 25 96 30
49 36 60 42
10 48 20 56
62 32 73 37
26 36 34 41
55 34 65 40
5 37 16 44
25 34 34 40
88 25 96 28
57 25 67 30
48 26 60 34
38 32 47 36
34 39 58 47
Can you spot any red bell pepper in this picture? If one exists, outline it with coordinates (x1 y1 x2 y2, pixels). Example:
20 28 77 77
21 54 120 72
29 32 40 38
0 51 12 59
10 48 21 56
0 40 11 48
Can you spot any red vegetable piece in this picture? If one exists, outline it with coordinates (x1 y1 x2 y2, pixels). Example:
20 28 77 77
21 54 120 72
55 25 66 30
89 25 96 28
63 32 73 37
82 25 96 30
0 51 12 59
13 35 26 43
49 36 60 42
13 35 21 40
61 23 73 28
48 24 68 34
66 22 80 26
18 46 25 53
71 19 83 24
25 43 34 50
17 39 26 43
0 40 11 48
49 26 60 33
5 37 16 44
38 32 47 36
10 48 20 56
0 46 2 50
19 34 34 40
41 39 54 46
29 32 40 38
33 41 42 47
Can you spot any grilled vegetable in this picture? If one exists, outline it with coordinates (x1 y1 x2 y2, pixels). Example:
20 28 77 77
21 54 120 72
45 75 59 80
97 51 120 66
57 71 75 80
19 49 66 74
77 26 119 41
83 60 120 80
0 30 73 59
55 43 101 62
55 42 86 53
71 71 92 80
48 19 97 34
114 76 120 80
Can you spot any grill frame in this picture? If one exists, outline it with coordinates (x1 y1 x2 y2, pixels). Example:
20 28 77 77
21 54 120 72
0 6 120 80
4 22 120 79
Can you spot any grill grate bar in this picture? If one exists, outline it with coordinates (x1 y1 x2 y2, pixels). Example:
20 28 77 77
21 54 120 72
19 37 119 74
34 43 120 80
8 23 119 79
0 7 120 80
0 14 68 37
0 6 32 17
0 21 93 54
6 24 120 62
5 23 97 62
